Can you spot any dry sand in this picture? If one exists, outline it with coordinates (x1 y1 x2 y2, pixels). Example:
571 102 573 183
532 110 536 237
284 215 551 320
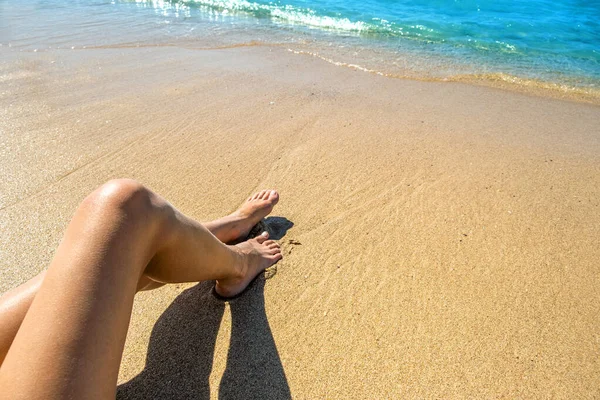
1 45 599 398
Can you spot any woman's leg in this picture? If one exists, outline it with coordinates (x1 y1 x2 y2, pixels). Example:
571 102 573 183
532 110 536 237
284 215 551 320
0 272 46 366
0 179 281 399
0 186 279 365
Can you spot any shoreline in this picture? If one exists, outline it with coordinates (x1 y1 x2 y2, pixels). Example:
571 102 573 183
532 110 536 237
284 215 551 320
1 44 599 397
10 41 599 106
284 47 600 106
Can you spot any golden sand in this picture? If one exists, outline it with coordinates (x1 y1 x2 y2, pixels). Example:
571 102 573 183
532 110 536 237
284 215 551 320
1 45 599 398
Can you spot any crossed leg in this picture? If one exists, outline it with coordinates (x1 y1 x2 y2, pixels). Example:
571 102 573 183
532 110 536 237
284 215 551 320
0 179 282 399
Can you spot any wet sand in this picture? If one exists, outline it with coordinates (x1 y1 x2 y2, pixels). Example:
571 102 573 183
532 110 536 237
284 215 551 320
1 45 599 398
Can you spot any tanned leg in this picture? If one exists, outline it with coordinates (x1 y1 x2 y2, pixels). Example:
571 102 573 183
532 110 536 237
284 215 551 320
0 187 279 365
0 272 46 366
0 179 281 399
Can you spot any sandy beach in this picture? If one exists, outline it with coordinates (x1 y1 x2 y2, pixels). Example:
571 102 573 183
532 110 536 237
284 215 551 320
1 44 599 398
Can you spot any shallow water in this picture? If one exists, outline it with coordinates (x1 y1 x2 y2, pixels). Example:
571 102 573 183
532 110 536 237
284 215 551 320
1 0 599 95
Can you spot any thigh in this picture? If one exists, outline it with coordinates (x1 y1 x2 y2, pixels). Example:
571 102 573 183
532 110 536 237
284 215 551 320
0 194 155 400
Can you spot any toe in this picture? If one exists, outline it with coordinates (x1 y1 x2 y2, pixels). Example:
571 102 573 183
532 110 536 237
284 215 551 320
259 191 270 200
256 231 269 243
267 190 279 205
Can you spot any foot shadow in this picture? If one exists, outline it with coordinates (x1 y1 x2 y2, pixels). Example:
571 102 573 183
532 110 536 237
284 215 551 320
248 217 294 241
117 281 224 400
263 217 294 240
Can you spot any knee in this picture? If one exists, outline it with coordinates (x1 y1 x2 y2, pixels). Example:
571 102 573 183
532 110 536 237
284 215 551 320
83 179 158 225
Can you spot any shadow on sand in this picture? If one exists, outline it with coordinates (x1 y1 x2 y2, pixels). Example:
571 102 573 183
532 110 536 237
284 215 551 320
262 217 294 240
117 217 293 400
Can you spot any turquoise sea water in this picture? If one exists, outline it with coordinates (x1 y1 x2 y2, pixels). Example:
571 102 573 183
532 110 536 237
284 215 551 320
1 0 599 92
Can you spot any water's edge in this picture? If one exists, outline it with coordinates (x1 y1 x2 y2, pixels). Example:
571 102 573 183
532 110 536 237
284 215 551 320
11 40 597 106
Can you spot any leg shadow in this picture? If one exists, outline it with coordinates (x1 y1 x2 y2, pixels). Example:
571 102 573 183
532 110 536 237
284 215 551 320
218 215 292 399
117 281 225 400
219 278 292 400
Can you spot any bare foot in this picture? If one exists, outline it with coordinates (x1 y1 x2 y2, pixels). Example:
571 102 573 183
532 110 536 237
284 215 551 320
227 190 279 241
215 232 282 298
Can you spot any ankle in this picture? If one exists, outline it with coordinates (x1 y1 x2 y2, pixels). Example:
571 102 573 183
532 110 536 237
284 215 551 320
224 213 248 240
227 245 247 281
